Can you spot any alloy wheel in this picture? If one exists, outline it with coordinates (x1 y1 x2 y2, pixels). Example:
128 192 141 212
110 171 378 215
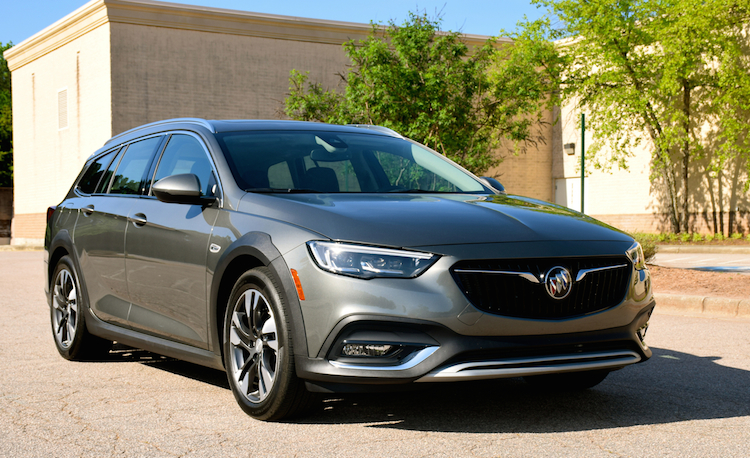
228 288 279 403
52 268 78 349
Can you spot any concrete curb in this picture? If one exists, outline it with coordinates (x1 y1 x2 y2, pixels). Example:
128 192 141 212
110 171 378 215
656 293 750 318
0 245 43 252
657 244 750 254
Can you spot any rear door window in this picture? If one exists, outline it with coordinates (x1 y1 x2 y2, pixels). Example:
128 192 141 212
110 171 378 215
109 136 163 195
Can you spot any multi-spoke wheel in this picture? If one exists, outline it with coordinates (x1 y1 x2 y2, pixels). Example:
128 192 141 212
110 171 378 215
229 287 279 403
50 256 111 360
223 267 312 420
52 264 79 350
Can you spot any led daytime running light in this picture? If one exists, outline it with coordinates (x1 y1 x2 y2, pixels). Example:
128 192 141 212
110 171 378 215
307 241 438 279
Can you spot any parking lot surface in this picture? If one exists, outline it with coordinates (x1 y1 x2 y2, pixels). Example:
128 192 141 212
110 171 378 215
1 251 749 457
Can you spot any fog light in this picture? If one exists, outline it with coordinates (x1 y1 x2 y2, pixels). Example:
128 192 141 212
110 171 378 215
342 343 395 357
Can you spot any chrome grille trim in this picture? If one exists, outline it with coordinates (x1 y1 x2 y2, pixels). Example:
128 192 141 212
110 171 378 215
576 264 628 282
453 269 540 284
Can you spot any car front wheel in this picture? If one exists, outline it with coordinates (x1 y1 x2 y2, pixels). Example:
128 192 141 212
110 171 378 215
223 267 311 421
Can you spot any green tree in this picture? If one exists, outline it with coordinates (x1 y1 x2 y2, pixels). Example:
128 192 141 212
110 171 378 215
503 0 750 233
0 41 13 188
284 13 554 175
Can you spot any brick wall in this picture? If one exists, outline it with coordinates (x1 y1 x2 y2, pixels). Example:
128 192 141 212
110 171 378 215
11 212 46 241
109 23 358 134
10 23 113 218
486 108 555 202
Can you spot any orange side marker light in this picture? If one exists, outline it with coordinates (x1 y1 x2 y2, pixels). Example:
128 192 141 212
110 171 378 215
290 269 305 301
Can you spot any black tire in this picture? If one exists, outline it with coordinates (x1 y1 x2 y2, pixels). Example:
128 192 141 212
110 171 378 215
50 256 112 361
523 369 610 391
223 267 312 421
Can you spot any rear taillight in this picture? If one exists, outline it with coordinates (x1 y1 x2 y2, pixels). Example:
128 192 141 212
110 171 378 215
47 206 57 224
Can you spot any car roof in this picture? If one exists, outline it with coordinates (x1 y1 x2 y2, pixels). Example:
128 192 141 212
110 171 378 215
103 118 402 148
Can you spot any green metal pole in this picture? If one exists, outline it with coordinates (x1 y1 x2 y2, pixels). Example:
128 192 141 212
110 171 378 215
581 113 585 214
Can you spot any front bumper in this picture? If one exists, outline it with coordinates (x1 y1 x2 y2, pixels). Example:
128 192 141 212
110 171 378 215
296 302 654 392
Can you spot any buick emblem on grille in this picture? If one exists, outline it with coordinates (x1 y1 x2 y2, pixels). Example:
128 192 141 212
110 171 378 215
544 266 572 299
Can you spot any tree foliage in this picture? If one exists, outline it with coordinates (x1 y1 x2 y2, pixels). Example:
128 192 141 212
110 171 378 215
505 0 750 232
284 13 554 175
0 41 12 188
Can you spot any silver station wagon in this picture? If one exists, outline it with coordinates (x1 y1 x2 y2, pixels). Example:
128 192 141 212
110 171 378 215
45 119 655 420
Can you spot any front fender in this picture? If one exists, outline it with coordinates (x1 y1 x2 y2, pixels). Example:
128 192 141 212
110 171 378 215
208 231 309 362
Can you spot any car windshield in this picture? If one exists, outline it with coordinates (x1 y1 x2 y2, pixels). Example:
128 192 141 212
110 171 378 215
216 130 490 194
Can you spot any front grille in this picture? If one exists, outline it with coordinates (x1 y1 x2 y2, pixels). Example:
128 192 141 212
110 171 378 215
451 257 631 319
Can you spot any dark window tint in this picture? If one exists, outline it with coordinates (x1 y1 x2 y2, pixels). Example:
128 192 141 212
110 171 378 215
152 134 216 196
96 148 124 193
216 131 486 193
109 136 162 195
77 149 118 194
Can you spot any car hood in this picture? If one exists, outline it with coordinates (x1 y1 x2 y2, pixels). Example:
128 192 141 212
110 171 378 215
238 193 633 248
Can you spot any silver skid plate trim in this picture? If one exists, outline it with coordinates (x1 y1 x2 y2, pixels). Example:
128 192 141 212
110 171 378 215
415 350 641 382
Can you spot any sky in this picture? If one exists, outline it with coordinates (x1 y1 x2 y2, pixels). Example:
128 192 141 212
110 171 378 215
1 0 547 46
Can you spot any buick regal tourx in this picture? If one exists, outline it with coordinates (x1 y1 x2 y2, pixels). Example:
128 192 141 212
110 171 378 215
45 119 654 420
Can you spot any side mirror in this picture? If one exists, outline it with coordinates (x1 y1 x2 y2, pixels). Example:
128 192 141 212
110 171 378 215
152 174 216 205
480 176 506 194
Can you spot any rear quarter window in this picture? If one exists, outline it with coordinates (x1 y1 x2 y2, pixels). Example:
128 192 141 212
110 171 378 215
77 149 119 195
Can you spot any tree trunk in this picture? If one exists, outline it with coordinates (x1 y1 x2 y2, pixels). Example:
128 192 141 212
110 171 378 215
680 82 691 233
706 173 718 234
718 168 725 236
658 155 680 233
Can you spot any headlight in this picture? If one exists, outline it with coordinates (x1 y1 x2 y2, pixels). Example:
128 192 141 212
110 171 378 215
307 241 439 279
627 242 646 270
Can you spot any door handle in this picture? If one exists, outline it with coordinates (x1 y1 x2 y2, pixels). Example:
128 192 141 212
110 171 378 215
129 213 148 227
81 205 95 216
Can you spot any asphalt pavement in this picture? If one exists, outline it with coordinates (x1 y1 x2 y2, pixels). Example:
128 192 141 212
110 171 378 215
1 250 750 457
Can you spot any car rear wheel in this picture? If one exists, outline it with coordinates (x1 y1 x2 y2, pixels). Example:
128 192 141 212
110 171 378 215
223 267 311 421
523 369 610 391
50 256 112 360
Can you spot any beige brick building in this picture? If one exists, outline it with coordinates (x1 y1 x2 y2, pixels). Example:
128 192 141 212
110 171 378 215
6 0 535 245
6 0 744 245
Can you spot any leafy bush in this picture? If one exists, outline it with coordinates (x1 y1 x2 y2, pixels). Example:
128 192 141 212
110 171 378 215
730 233 743 240
704 233 715 242
680 232 691 242
691 233 703 242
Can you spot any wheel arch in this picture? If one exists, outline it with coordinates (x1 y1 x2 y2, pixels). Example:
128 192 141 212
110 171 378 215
46 231 80 300
209 232 309 367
